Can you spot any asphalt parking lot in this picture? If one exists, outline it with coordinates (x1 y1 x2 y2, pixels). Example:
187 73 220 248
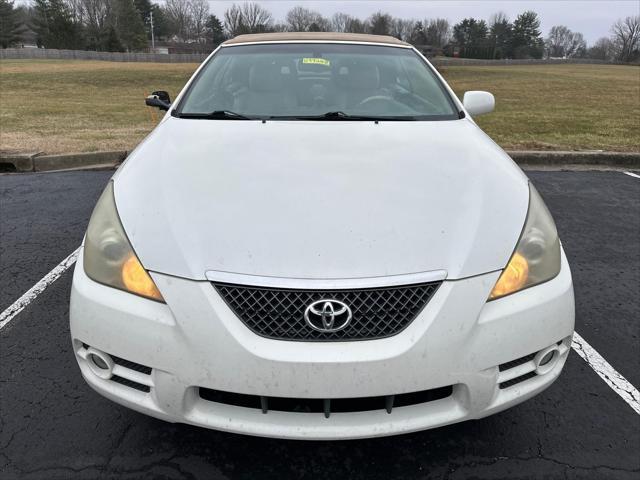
1 168 639 479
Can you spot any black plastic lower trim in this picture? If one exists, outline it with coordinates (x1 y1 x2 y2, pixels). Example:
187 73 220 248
199 385 453 415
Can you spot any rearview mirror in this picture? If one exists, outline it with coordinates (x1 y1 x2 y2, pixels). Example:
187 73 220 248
145 90 171 111
463 91 495 116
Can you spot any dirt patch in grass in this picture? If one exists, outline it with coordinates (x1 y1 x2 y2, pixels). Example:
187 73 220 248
1 60 638 154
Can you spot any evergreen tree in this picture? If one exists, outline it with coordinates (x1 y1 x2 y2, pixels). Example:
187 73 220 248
31 0 83 49
512 10 544 59
489 15 513 58
102 25 124 52
0 0 25 48
368 11 393 36
133 0 153 42
150 4 170 39
134 0 153 23
112 0 147 51
205 14 225 45
31 0 48 47
453 18 489 57
409 21 426 45
453 18 488 46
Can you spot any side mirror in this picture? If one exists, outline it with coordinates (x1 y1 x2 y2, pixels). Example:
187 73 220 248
463 91 495 116
145 90 171 111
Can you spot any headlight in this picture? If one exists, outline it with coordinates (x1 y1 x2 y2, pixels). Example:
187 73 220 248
84 182 164 302
489 183 560 300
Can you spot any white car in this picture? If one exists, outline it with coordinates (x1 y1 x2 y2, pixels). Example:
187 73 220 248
70 32 575 440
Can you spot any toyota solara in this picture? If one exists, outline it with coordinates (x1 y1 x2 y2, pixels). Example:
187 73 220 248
70 32 575 439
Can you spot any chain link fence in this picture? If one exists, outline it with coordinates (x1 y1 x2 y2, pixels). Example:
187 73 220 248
0 48 208 63
0 47 631 66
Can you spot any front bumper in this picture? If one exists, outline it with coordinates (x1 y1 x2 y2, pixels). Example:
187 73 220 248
70 248 575 440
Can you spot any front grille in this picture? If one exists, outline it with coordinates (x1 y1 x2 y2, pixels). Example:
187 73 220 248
213 281 441 341
199 385 453 417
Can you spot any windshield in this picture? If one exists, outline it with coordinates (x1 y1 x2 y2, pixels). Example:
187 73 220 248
176 43 460 120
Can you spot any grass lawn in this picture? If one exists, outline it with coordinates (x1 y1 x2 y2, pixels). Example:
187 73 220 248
0 60 195 154
441 64 640 152
0 60 638 154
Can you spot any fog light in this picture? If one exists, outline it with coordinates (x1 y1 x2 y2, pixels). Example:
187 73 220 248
538 351 555 366
86 347 114 380
90 354 109 369
534 345 560 375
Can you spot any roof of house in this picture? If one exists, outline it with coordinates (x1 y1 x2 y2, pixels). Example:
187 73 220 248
222 32 411 47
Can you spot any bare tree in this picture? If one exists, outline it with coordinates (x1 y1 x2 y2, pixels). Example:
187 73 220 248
223 2 273 36
391 18 415 41
331 12 368 33
588 37 615 61
331 12 352 32
611 15 640 62
164 0 191 41
567 32 586 57
80 0 112 46
546 25 586 58
67 0 86 24
189 0 209 42
286 6 311 31
286 6 328 32
240 2 272 33
346 17 366 33
547 25 569 57
310 17 330 32
425 18 450 47
271 22 288 32
223 3 244 37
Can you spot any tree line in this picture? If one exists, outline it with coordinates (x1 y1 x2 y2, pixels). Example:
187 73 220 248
0 0 638 62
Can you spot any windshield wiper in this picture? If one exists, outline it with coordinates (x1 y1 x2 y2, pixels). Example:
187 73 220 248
269 111 417 121
319 111 359 120
175 110 255 120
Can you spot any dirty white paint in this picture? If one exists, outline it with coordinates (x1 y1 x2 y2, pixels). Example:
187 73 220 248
572 332 640 415
623 171 640 179
1 246 639 418
0 247 80 331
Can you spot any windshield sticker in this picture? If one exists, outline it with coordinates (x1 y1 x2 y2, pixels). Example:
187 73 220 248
302 58 330 67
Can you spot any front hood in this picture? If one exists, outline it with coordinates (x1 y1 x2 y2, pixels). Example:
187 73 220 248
114 117 528 281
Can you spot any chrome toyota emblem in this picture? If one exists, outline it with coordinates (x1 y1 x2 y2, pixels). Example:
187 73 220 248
304 299 352 332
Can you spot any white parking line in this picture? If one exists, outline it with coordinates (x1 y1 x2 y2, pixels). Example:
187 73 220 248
572 332 640 415
623 171 640 179
0 247 80 331
1 247 639 416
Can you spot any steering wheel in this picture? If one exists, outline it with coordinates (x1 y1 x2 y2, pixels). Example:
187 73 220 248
356 95 396 108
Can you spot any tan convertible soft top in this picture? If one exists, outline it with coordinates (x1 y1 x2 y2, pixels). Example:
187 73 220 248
222 32 411 47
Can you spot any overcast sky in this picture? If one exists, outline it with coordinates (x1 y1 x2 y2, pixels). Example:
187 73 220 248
207 0 639 44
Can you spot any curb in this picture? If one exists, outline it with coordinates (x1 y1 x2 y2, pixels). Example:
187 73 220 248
0 152 42 172
2 150 639 173
34 151 127 172
0 151 128 172
506 151 640 168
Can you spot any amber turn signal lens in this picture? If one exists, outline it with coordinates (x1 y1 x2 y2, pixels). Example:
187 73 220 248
121 255 164 301
489 252 529 300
